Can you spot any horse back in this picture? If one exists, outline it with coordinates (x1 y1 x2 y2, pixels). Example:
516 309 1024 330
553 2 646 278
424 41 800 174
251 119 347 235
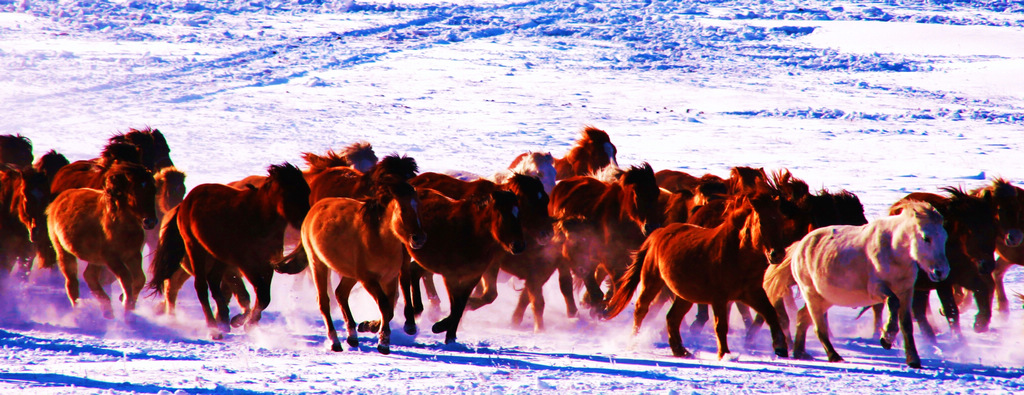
308 166 363 202
548 176 608 219
50 160 104 197
655 169 699 193
177 183 284 262
410 172 496 200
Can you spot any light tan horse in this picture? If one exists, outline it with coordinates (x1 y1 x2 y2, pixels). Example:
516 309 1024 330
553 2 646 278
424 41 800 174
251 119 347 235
46 162 157 319
770 200 949 368
279 181 426 354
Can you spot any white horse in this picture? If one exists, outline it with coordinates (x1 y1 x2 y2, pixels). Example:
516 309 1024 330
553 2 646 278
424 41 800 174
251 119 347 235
492 151 556 195
764 200 949 369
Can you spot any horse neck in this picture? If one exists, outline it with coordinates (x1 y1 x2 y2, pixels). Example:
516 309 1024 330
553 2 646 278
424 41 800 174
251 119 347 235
250 185 289 230
99 192 142 231
718 202 755 253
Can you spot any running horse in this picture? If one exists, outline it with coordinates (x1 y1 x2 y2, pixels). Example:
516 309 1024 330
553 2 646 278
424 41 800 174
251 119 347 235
767 200 948 368
148 163 310 339
274 181 426 354
0 165 50 275
549 163 661 313
228 141 378 189
604 187 791 360
971 179 1024 313
46 162 157 320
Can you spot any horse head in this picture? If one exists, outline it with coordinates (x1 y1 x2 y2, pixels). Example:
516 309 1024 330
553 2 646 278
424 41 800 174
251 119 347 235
34 149 69 183
109 127 173 171
894 200 950 282
975 178 1023 248
105 162 158 230
154 166 186 217
99 142 142 168
620 163 661 236
487 190 526 255
341 141 378 174
943 186 999 274
384 181 427 249
739 188 788 265
15 170 50 243
580 126 617 171
832 190 868 226
502 173 553 242
510 152 556 195
267 162 311 229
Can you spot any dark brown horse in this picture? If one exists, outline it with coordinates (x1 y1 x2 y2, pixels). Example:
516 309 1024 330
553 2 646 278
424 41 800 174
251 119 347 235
275 181 426 353
985 182 1024 313
0 134 33 169
46 162 157 319
0 166 50 275
148 163 310 339
401 188 525 343
409 172 556 330
549 163 661 312
604 189 790 359
887 187 999 338
50 142 143 198
551 126 618 180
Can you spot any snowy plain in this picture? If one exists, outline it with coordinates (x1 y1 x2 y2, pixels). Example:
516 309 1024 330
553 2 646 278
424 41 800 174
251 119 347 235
3 0 1024 393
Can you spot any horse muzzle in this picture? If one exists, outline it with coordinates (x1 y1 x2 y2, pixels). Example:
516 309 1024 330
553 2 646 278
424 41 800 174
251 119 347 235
927 266 949 282
409 234 427 250
1004 229 1024 248
142 217 158 230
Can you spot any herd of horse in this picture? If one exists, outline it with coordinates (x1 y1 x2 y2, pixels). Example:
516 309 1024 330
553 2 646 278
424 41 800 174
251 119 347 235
1 126 1023 368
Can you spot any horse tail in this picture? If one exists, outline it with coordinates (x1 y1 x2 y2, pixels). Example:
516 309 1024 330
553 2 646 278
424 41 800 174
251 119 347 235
762 249 795 305
148 210 185 294
603 243 649 320
273 244 309 275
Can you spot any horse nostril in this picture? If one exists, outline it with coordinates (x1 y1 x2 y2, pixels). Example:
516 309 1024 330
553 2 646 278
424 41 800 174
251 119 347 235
511 241 526 254
411 234 427 249
1006 229 1024 248
143 218 157 230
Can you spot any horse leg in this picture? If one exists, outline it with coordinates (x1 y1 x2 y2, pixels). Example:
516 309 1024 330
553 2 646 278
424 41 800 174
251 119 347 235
82 265 114 319
422 272 441 308
805 297 842 363
970 274 994 333
188 252 223 340
399 260 418 335
992 257 1012 313
665 297 694 358
467 261 499 310
557 262 578 318
334 277 359 348
735 303 754 329
631 271 665 335
933 286 960 338
407 263 426 315
742 290 788 358
309 259 341 352
526 277 547 332
912 289 939 342
56 248 80 308
689 304 710 336
792 306 812 360
204 264 231 333
225 271 252 328
870 303 884 341
239 265 273 330
711 301 732 360
898 290 922 369
435 278 473 344
359 279 394 354
160 269 190 316
879 288 901 350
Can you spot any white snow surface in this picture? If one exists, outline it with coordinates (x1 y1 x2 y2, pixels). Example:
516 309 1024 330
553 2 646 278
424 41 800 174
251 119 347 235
3 0 1024 393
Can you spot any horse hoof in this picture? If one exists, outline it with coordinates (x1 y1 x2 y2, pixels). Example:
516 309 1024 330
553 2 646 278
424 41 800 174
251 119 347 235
210 331 224 341
347 336 359 348
403 321 417 335
330 343 343 352
774 348 788 358
974 322 991 333
794 351 813 360
444 336 457 345
431 319 449 334
229 314 247 328
828 355 845 363
378 344 390 355
879 338 893 350
907 359 922 369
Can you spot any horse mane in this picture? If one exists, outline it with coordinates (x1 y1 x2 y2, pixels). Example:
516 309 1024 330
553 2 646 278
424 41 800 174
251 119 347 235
942 185 993 222
0 134 32 152
301 150 352 173
108 127 172 170
99 142 142 168
589 164 624 183
267 162 307 191
580 126 611 145
503 173 545 197
34 149 69 181
728 166 768 195
341 141 375 158
620 163 655 187
893 200 944 224
102 162 150 210
972 177 1018 200
370 154 419 187
361 181 416 230
770 169 810 201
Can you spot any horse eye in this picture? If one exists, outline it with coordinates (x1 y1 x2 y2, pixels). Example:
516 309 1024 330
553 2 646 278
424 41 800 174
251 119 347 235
923 236 931 243
512 206 519 219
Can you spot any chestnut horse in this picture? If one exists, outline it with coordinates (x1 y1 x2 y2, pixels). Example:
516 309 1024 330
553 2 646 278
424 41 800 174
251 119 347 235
549 163 661 312
308 154 418 203
0 134 33 169
772 201 948 368
884 187 1000 338
148 163 310 339
409 172 556 330
46 162 157 319
276 181 426 354
551 126 618 180
401 189 525 343
604 189 791 360
985 181 1024 313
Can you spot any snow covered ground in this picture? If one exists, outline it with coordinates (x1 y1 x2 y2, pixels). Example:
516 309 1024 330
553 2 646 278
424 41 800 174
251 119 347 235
2 0 1024 393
